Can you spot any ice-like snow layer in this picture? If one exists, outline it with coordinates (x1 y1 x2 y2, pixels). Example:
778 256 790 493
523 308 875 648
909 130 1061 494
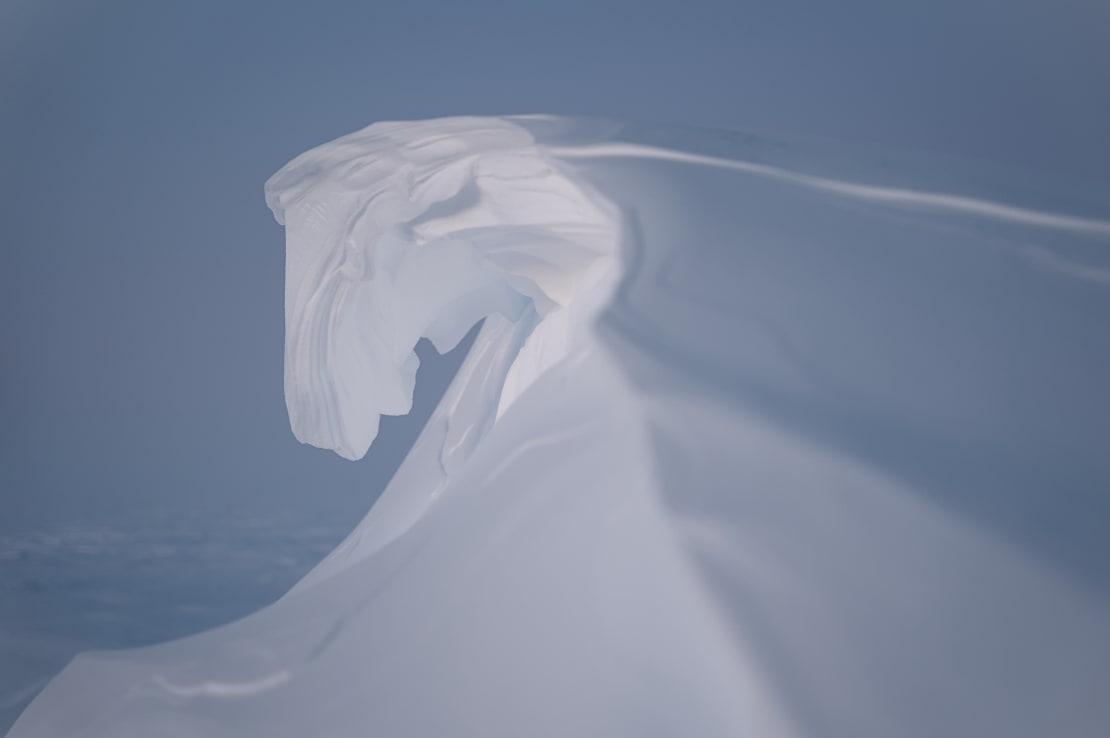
10 116 1110 737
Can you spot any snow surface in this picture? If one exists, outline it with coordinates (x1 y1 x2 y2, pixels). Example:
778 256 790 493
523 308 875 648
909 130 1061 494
10 115 1110 737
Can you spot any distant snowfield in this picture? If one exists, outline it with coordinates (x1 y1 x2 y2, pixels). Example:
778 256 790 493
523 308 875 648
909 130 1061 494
0 513 349 733
10 116 1110 737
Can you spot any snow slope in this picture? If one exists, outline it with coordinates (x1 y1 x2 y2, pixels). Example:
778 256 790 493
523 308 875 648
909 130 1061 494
9 116 1110 737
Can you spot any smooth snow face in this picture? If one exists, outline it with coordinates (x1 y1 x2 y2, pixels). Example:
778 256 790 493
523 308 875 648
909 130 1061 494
10 117 1110 738
265 117 620 460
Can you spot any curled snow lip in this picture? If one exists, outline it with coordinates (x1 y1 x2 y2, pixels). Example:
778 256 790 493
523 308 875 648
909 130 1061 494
265 116 622 461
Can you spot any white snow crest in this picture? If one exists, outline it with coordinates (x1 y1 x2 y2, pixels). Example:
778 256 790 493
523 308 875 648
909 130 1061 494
265 117 620 460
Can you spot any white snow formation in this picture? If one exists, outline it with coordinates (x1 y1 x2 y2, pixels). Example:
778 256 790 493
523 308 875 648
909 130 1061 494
9 116 1110 737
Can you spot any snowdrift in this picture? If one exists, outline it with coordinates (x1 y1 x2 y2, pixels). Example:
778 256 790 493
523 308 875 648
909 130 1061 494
10 116 1110 737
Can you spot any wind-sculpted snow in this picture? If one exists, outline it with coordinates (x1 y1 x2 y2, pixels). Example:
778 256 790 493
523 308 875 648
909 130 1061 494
10 116 1110 738
264 117 620 461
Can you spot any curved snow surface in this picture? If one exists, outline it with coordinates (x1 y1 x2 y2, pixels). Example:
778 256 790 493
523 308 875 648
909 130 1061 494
11 116 1110 738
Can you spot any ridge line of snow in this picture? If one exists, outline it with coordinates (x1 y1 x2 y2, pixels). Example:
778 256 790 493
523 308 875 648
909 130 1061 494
551 142 1110 236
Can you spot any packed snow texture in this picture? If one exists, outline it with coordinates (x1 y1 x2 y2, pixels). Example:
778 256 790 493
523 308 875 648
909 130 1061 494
10 116 1110 737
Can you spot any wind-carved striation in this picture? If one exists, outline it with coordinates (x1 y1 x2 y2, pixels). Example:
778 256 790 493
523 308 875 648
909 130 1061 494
265 117 621 461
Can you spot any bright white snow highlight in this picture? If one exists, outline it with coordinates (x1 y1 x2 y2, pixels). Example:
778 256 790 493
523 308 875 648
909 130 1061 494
9 116 1110 738
265 117 620 461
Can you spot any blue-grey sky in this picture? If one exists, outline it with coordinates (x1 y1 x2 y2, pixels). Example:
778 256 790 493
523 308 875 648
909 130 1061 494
2 0 1108 532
